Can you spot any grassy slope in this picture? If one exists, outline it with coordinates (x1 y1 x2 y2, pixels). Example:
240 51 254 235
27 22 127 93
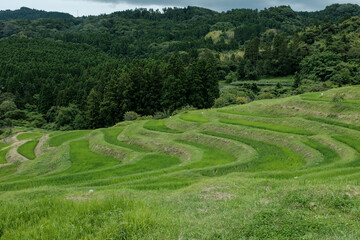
17 141 38 160
1 86 360 239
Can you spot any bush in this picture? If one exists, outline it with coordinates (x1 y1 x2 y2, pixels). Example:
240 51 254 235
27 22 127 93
137 115 153 120
257 92 275 100
153 111 170 120
172 105 197 116
123 111 139 121
236 97 249 104
0 100 17 115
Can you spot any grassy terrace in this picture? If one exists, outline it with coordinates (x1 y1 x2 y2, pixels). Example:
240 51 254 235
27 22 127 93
219 118 314 135
1 86 360 239
17 141 38 160
143 119 184 133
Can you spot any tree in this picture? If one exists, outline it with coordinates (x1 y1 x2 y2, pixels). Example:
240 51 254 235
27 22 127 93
85 89 102 129
100 77 123 126
244 36 260 65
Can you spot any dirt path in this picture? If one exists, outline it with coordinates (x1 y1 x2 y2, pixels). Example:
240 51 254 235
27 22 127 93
35 134 49 157
1 132 25 145
6 140 30 163
0 162 12 168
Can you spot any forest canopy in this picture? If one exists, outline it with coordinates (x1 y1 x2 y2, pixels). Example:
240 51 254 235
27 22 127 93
0 4 359 130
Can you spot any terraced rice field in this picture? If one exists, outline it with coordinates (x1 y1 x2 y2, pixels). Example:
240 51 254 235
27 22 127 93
1 86 360 239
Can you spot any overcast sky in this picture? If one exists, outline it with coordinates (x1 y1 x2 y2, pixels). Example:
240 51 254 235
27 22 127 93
0 0 358 17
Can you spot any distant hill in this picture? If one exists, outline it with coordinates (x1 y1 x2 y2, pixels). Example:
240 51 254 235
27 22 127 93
0 7 73 20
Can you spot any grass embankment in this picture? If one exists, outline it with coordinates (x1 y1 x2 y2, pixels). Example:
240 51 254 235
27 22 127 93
0 142 10 150
48 130 91 147
17 133 42 141
219 118 313 135
218 109 282 118
17 141 38 160
102 128 149 152
143 119 183 133
0 148 11 164
306 117 360 131
179 113 209 123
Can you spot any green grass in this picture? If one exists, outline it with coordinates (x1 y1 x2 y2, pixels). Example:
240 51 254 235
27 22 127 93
143 119 183 133
17 141 38 160
102 128 149 152
2 86 360 239
0 142 10 150
17 132 43 141
218 109 282 118
48 130 92 147
201 131 305 173
0 163 18 178
306 117 360 131
64 140 120 174
333 135 360 153
302 139 340 165
179 113 209 123
220 118 313 135
0 148 11 164
176 139 236 169
301 92 360 104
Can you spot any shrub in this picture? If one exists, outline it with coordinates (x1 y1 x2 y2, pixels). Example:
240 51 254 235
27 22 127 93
236 96 249 104
0 100 17 115
257 92 275 100
153 111 170 120
123 111 139 121
172 105 197 116
137 115 153 120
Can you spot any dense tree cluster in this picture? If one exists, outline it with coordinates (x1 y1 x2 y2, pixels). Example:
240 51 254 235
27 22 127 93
0 38 218 129
236 16 360 85
0 7 73 21
0 4 359 130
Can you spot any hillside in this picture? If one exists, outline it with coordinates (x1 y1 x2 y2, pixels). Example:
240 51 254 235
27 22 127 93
0 7 73 20
0 86 360 238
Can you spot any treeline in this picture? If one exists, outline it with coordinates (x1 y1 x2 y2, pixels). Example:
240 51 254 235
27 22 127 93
235 17 360 86
0 37 218 129
1 5 360 57
0 4 360 130
0 7 73 21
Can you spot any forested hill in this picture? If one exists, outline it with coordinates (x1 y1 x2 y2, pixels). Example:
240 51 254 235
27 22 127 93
0 4 359 132
0 7 73 20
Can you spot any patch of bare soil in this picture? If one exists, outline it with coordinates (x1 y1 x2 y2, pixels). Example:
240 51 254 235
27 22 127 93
201 192 236 201
7 140 30 163
35 134 49 157
2 132 25 144
66 190 94 201
200 186 235 201
0 162 12 168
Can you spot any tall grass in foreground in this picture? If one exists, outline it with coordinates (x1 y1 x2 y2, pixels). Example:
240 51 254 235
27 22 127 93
17 141 38 160
0 194 162 239
219 118 313 135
